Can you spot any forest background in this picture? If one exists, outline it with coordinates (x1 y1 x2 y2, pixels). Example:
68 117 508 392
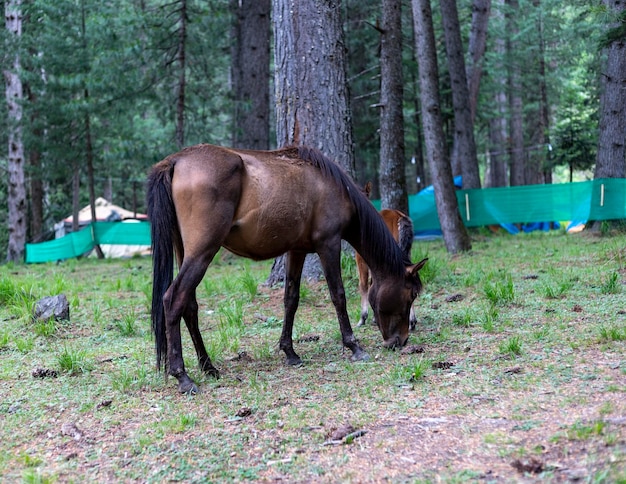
1 0 625 262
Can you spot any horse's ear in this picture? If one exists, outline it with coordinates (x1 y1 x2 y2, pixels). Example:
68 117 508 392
408 258 428 277
363 182 372 199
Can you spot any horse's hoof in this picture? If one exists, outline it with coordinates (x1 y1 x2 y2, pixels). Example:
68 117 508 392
350 349 370 362
178 380 199 395
285 355 303 367
201 363 220 379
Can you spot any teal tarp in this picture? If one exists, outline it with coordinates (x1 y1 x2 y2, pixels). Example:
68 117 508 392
26 221 151 264
24 178 626 263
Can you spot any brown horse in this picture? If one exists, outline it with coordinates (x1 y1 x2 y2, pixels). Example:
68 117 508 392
147 144 427 394
356 183 420 330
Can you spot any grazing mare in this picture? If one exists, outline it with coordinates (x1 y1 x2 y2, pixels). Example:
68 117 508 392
356 183 420 330
147 144 427 394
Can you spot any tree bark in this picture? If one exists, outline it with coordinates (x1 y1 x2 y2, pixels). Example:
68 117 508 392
507 0 524 187
175 0 187 149
379 0 408 213
270 0 356 283
594 0 626 180
486 0 507 188
411 0 471 254
440 0 481 189
231 0 271 150
273 0 355 175
526 0 550 185
24 84 44 242
466 0 491 124
4 0 27 262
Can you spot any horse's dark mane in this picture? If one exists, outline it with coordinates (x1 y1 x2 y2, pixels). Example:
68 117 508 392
286 145 410 276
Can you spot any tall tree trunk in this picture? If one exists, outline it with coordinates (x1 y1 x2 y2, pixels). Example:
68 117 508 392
486 0 507 188
4 0 26 262
85 108 104 258
24 84 44 243
379 0 408 213
269 0 355 284
72 160 80 233
411 0 471 254
80 1 103 258
175 0 187 149
507 0 524 187
273 0 355 175
231 0 271 150
589 0 626 231
466 0 490 124
440 0 481 189
594 0 626 180
526 0 550 185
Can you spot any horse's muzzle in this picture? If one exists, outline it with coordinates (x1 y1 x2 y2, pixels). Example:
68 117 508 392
382 334 408 350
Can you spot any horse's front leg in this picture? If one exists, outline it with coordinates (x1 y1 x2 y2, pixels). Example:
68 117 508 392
279 251 307 366
319 247 370 362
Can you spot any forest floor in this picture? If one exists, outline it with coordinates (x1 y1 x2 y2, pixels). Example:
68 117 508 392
1 230 625 482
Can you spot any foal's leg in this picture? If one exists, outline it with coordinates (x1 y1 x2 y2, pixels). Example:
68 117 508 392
355 253 370 327
318 245 370 362
182 289 219 378
279 251 306 366
409 305 417 331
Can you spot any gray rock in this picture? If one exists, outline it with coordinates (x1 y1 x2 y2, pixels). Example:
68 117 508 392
33 294 70 322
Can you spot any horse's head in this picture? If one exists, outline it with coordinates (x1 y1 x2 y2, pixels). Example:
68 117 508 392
369 258 427 349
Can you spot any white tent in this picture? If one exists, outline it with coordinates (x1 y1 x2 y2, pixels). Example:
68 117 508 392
54 198 149 258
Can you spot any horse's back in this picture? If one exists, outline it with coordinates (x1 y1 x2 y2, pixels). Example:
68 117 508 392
167 144 353 261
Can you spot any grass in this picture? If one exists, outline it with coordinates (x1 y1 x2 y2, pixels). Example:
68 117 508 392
0 232 625 482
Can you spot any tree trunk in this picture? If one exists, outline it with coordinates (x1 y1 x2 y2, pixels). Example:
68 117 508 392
24 84 44 243
526 0 550 185
411 0 471 254
175 0 187 149
466 0 491 124
594 0 626 180
440 0 481 189
379 0 408 213
72 160 80 233
80 2 103 258
231 0 271 150
273 0 355 174
270 0 356 283
486 0 507 188
4 0 27 262
589 0 626 231
507 0 524 187
85 108 104 258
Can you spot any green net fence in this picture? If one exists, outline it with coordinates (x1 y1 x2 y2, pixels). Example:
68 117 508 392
25 178 626 263
25 221 151 264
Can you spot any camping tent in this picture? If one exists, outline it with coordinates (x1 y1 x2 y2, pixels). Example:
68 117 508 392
54 198 149 258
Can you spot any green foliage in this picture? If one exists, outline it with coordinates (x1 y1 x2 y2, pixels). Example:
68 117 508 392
57 346 93 374
483 273 515 306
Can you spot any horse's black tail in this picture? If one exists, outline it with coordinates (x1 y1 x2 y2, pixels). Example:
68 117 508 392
146 159 178 372
397 214 414 260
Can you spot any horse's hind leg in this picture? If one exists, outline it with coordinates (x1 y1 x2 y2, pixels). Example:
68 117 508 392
164 256 215 394
279 251 306 366
182 289 219 378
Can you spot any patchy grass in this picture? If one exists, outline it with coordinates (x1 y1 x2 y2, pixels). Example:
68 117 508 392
1 231 625 482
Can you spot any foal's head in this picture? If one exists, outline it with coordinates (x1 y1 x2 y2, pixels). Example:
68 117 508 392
369 258 427 349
